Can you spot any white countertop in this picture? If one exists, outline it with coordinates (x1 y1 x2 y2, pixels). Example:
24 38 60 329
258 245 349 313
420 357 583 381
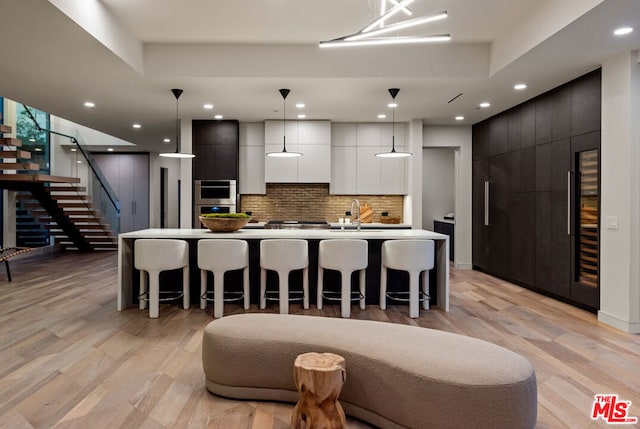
120 228 448 240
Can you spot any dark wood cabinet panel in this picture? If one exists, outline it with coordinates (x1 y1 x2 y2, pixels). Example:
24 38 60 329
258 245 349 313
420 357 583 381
472 68 600 311
488 154 510 278
536 139 570 192
571 69 601 136
511 147 536 193
472 121 490 160
508 107 522 152
535 192 570 297
192 120 239 180
552 87 571 140
489 114 509 156
433 221 454 262
509 192 536 286
472 159 489 270
214 145 238 179
535 93 553 145
521 103 536 148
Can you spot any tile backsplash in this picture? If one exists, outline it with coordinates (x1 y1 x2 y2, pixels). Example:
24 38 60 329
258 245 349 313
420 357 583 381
240 184 404 223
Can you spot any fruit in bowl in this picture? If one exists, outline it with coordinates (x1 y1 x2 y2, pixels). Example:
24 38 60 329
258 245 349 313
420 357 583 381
199 213 251 232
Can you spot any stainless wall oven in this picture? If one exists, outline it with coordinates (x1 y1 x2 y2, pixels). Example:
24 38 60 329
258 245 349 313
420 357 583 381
194 180 237 227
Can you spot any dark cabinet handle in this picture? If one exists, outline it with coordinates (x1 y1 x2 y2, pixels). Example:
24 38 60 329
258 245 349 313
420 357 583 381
484 181 490 226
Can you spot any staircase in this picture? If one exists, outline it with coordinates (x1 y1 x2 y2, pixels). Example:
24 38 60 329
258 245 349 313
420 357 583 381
1 124 117 251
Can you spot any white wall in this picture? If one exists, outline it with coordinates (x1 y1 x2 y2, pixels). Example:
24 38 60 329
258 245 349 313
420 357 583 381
422 125 472 269
599 51 640 333
422 148 455 228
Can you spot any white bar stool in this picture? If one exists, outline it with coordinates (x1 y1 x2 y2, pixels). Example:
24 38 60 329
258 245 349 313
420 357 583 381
197 239 249 318
317 239 368 318
380 239 435 318
134 239 190 319
260 239 309 314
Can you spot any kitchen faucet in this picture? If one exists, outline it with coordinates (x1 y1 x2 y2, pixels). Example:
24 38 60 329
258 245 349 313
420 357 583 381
351 198 361 231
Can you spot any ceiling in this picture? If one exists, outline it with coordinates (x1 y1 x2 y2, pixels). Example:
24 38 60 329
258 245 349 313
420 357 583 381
0 0 639 152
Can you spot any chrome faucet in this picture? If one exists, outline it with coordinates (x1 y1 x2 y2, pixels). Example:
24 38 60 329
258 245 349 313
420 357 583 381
351 198 361 231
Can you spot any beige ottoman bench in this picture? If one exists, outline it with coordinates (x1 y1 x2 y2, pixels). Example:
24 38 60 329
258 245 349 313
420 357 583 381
202 314 537 429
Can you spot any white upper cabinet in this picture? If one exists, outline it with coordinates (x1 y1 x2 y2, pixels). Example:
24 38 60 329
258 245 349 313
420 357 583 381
239 123 266 194
264 120 330 183
330 122 407 195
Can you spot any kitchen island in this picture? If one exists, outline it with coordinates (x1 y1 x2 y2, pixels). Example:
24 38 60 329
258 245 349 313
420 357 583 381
118 228 449 312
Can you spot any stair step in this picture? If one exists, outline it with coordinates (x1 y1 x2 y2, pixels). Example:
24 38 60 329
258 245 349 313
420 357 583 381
48 186 87 192
41 216 105 223
0 162 39 170
0 138 22 147
0 124 13 133
45 223 109 231
49 194 89 201
57 202 94 208
0 173 81 183
1 150 31 159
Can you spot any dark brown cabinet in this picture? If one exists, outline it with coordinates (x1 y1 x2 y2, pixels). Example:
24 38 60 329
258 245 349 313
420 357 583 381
472 69 601 311
192 120 239 180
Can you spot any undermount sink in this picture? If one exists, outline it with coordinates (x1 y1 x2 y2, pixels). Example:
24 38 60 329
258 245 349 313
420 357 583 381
265 220 331 230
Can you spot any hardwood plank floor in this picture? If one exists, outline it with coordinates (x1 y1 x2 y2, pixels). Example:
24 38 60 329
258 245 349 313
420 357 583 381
0 251 638 428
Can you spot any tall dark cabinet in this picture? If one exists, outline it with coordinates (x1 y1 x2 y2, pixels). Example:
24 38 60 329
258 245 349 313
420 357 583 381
472 69 601 311
192 120 240 180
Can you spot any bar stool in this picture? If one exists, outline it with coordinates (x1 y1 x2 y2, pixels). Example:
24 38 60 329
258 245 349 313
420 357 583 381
260 239 309 314
198 239 249 318
380 240 434 318
134 239 190 319
317 239 368 318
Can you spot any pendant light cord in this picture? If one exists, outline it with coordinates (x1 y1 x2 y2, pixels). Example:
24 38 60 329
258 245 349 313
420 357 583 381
282 95 286 151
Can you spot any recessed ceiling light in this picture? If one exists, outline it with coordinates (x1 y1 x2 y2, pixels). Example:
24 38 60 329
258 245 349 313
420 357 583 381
378 114 387 119
479 102 491 108
29 138 36 142
163 138 171 143
614 27 633 36
455 116 464 121
388 102 398 108
514 83 527 90
84 101 95 108
203 103 214 109
132 123 141 129
107 148 114 152
70 148 77 152
297 114 306 119
35 147 42 151
76 160 82 164
296 103 305 108
214 114 223 120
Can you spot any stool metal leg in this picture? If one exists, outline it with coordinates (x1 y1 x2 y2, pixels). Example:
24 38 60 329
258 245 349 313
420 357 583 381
200 270 208 310
183 267 190 310
409 271 419 319
139 271 147 310
279 270 289 314
243 267 250 310
380 266 387 310
303 267 309 310
341 270 350 318
214 270 224 318
260 268 267 309
359 270 366 310
317 267 324 310
150 272 160 319
4 260 11 282
422 271 430 310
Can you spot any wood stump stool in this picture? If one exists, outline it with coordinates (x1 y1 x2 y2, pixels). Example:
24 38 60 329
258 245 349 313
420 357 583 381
291 352 346 429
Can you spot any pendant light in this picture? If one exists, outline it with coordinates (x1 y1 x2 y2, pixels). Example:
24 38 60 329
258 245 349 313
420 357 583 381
266 88 302 158
376 88 412 158
160 88 195 159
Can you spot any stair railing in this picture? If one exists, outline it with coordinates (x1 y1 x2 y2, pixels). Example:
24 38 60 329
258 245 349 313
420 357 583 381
23 106 120 236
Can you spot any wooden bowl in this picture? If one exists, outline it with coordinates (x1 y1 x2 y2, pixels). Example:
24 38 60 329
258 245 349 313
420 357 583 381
199 216 250 232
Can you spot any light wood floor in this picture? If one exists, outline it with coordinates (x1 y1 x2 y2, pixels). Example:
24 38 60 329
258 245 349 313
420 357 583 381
1 251 638 429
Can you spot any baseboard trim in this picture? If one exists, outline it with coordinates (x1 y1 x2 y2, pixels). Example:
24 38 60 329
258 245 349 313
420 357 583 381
454 262 473 270
598 310 640 333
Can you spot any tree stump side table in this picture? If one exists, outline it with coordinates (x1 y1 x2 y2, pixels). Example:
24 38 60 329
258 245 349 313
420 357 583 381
291 352 346 429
